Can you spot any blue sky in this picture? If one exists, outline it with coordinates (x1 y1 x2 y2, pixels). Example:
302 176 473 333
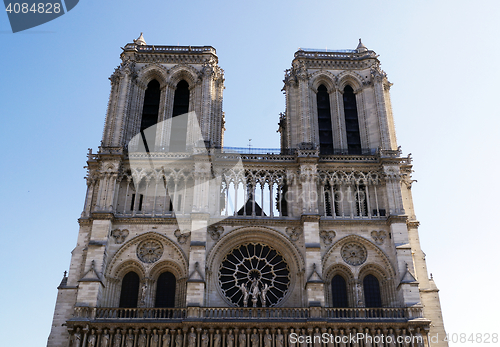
1 1 499 345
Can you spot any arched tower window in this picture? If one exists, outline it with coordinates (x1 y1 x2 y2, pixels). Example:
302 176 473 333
170 80 190 151
331 275 348 307
139 79 161 151
155 271 176 308
363 274 382 307
343 85 362 154
119 271 140 308
317 84 334 154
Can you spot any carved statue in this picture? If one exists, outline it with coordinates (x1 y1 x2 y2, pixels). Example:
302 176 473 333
87 330 96 347
213 330 221 347
140 282 148 306
138 329 147 347
376 330 384 347
240 283 249 307
151 331 160 347
414 329 424 347
188 327 196 347
288 329 296 347
162 331 171 347
239 331 247 347
313 328 321 347
387 329 396 347
251 282 260 307
276 329 284 347
301 329 308 347
101 330 110 347
113 331 122 347
264 329 272 347
175 330 183 347
338 330 346 347
364 329 372 347
251 329 259 347
260 283 269 307
400 329 410 347
227 330 234 347
73 328 82 347
126 330 134 347
201 330 209 347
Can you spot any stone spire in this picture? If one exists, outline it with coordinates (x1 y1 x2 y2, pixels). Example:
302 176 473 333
134 32 147 46
356 38 368 53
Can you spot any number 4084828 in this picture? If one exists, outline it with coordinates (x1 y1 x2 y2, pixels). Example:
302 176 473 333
5 3 61 14
444 333 498 344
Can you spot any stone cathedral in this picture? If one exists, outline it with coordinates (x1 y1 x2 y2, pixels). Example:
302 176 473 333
47 34 448 347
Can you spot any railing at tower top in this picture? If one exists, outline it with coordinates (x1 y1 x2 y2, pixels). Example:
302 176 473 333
123 44 217 55
71 307 423 322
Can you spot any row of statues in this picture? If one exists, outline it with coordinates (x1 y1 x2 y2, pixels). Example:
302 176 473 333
72 327 284 347
72 326 424 347
239 280 270 307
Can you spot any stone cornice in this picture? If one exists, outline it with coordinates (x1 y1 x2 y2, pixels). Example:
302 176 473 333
301 215 321 223
319 218 389 227
214 218 302 227
387 215 408 225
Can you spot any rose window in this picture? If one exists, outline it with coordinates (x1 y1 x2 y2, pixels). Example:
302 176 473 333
137 240 163 263
218 243 290 307
341 242 367 266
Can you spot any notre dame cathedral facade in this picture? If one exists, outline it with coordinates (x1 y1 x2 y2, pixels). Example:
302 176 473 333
47 34 447 347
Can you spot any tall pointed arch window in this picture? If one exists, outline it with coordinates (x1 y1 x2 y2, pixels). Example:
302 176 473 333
119 271 140 308
155 271 176 308
331 275 348 307
169 80 190 151
139 79 161 152
363 274 382 307
343 85 362 154
317 84 334 154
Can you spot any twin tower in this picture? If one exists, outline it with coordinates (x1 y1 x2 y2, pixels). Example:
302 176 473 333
47 35 448 347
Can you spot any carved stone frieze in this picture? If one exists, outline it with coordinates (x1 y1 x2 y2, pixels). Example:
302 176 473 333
111 229 129 244
174 229 191 244
371 230 387 245
319 230 336 245
208 225 224 240
285 227 303 242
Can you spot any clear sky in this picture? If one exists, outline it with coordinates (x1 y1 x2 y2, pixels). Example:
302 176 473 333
1 1 499 346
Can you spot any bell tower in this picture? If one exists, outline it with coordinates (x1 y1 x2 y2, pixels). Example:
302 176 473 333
279 40 448 346
102 33 225 152
281 40 397 154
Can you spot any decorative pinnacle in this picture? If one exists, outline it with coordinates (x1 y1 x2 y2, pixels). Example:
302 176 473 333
63 271 67 277
356 39 368 53
134 32 147 46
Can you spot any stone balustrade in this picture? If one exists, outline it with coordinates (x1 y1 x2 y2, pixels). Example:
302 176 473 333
71 306 423 322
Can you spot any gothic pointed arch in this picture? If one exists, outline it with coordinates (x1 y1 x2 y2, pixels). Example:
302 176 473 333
363 274 382 307
155 271 176 308
106 231 188 280
337 71 364 91
309 71 336 93
323 263 354 308
167 64 200 87
322 234 396 279
119 271 140 308
136 63 169 88
343 84 362 154
316 84 334 154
